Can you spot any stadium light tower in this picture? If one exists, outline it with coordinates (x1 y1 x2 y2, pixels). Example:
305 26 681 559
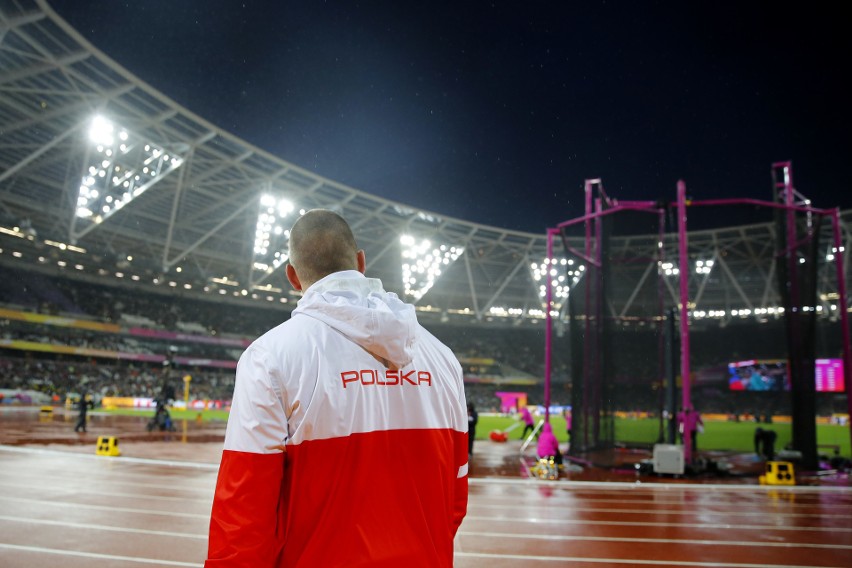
530 257 584 313
694 259 714 274
399 234 463 302
249 193 296 287
71 115 185 242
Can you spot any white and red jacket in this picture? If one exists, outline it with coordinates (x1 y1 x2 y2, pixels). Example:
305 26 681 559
206 271 468 567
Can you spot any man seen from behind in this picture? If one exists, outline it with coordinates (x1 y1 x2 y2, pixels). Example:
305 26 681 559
206 209 469 567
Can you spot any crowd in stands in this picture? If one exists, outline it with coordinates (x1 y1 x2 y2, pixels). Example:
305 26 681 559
1 319 240 361
0 355 235 401
0 265 286 338
1 266 846 417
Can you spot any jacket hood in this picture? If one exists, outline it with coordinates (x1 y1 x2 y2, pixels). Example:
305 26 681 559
292 271 417 368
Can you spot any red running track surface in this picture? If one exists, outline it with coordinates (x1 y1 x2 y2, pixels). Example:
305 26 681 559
1 445 851 567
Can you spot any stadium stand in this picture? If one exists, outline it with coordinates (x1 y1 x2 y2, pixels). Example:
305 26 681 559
2 265 846 419
0 1 848 431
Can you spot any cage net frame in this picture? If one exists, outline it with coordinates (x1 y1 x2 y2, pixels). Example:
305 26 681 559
676 163 851 466
545 180 667 454
543 163 852 464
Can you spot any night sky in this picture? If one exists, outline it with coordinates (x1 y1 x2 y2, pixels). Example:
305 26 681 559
49 1 850 233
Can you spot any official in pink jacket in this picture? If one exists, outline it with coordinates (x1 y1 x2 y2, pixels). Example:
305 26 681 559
677 406 704 451
536 422 562 465
520 405 535 439
206 210 469 567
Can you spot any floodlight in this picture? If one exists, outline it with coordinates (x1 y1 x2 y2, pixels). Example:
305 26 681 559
73 119 185 241
400 235 463 300
694 259 714 275
88 116 114 146
250 193 296 285
660 261 679 276
530 257 582 308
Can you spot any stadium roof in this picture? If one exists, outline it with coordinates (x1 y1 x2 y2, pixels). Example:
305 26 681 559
2 0 850 327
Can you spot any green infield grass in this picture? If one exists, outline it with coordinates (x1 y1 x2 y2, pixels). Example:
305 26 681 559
102 407 230 422
102 407 850 457
475 414 850 457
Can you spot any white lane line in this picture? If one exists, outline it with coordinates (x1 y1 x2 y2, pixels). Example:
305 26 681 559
0 480 211 505
470 490 852 510
458 529 852 549
463 514 852 532
0 543 202 567
0 470 216 494
467 492 852 509
468 502 852 519
8 543 833 568
453 551 840 567
0 466 216 487
468 477 852 493
3 445 850 494
0 445 218 470
0 495 208 519
2 515 843 552
0 515 205 540
468 492 852 510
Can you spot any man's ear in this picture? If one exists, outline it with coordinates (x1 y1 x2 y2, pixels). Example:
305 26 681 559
356 249 366 274
286 263 302 291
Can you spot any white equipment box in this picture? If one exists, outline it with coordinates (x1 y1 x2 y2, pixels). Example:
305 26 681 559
653 444 684 475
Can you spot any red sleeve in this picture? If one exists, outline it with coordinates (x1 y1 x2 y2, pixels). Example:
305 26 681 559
205 450 285 567
451 429 469 536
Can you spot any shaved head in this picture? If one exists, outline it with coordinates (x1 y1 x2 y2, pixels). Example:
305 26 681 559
287 209 360 290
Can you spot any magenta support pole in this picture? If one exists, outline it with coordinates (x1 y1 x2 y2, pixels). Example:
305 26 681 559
556 202 660 231
544 228 557 423
830 210 852 451
782 164 800 329
676 180 693 463
593 196 604 443
582 179 594 450
689 197 829 215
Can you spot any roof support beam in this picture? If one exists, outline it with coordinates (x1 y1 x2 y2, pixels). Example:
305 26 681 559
0 50 88 86
162 147 193 271
618 259 656 318
716 254 755 310
462 251 480 319
482 253 528 314
162 195 255 271
0 119 81 186
0 84 133 137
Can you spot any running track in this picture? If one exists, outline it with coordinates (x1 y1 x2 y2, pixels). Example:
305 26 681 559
1 446 851 567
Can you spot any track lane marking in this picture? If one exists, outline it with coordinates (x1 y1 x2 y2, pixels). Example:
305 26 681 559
2 516 845 551
0 495 208 519
0 515 205 539
0 480 212 504
462 514 852 532
0 543 201 567
454 551 843 567
458 529 852 549
467 502 852 519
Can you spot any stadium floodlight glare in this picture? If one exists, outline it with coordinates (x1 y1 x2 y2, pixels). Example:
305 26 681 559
400 234 463 300
695 259 714 274
659 261 679 276
487 306 524 317
74 116 184 237
530 257 583 309
826 246 845 262
88 115 114 146
250 194 296 285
